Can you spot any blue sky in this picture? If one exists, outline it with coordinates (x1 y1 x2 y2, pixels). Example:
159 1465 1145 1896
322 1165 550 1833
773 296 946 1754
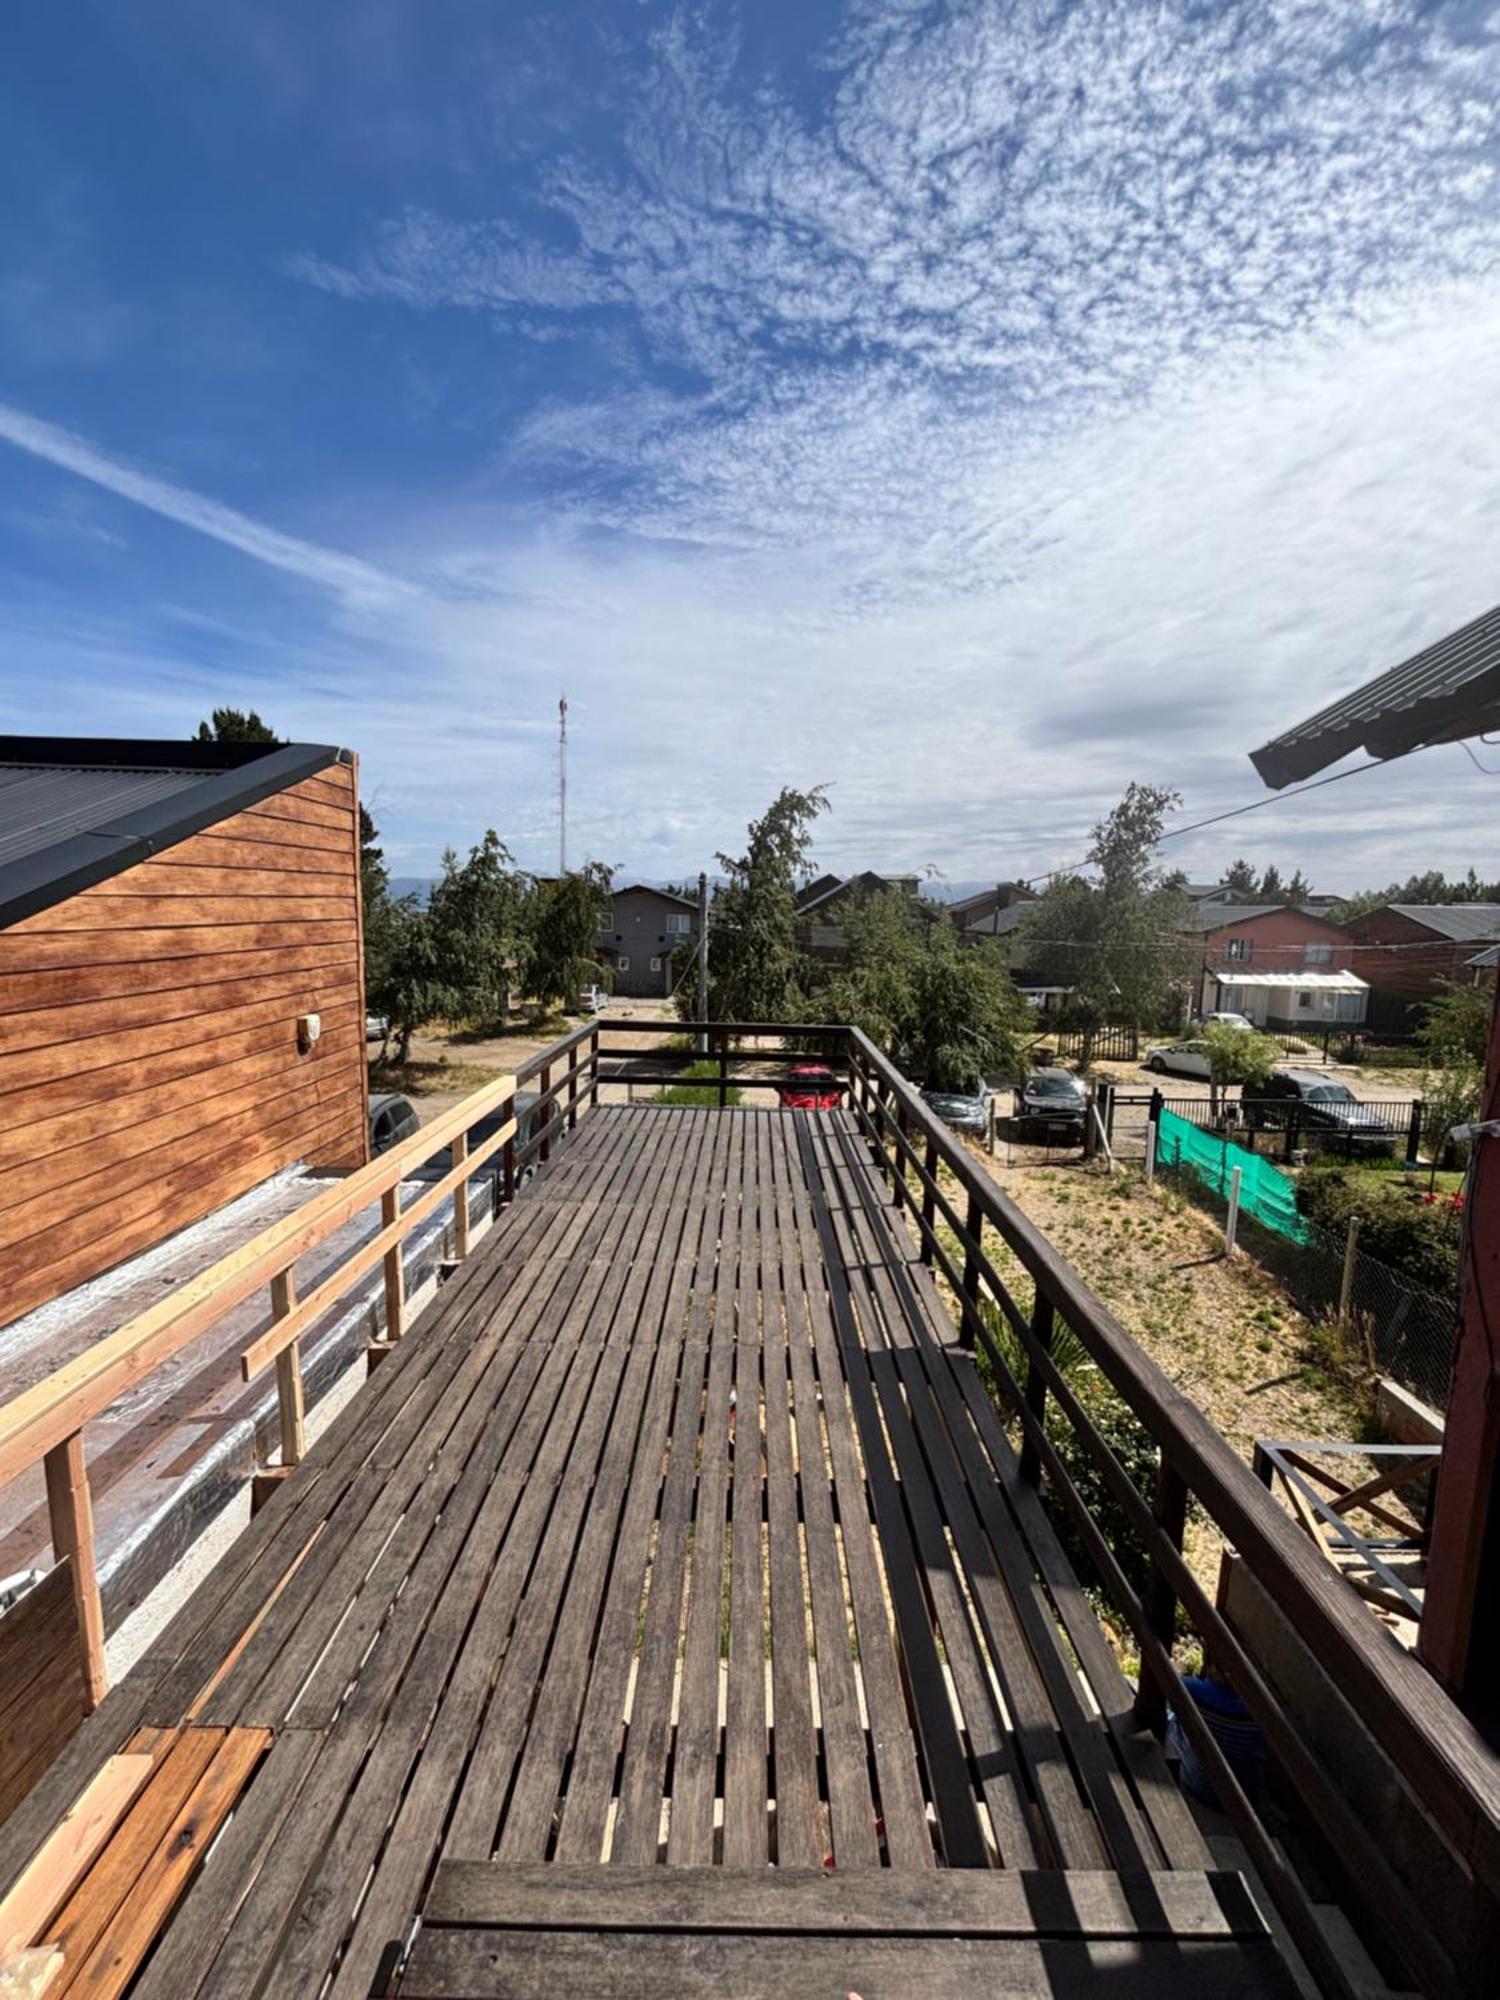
4 1 1500 888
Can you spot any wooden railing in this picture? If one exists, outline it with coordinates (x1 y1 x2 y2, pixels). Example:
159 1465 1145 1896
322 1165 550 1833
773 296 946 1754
836 1025 1499 1999
0 1022 604 1717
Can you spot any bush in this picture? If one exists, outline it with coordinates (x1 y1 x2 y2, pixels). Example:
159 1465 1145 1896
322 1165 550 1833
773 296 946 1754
1297 1164 1459 1293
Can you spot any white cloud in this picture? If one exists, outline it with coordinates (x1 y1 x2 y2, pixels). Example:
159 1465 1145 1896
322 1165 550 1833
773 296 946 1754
0 403 416 610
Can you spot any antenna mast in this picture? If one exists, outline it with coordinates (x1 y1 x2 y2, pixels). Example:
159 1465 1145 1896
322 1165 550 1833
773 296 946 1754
558 693 568 875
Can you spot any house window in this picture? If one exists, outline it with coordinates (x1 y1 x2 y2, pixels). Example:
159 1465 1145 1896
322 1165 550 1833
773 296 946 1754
1303 942 1333 965
617 955 630 972
650 957 661 972
1225 937 1252 962
665 912 691 934
1297 991 1313 1010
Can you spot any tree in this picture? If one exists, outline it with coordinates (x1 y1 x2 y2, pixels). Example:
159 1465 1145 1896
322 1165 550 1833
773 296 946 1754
193 707 278 743
1257 863 1285 903
1218 858 1259 898
1418 981 1490 1159
1018 784 1196 1064
365 896 443 1063
1285 868 1312 903
686 787 828 1024
1335 869 1500 922
427 831 530 1027
528 864 612 1015
1200 1023 1278 1118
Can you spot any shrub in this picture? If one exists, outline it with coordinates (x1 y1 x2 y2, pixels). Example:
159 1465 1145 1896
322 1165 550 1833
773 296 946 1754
1297 1164 1459 1293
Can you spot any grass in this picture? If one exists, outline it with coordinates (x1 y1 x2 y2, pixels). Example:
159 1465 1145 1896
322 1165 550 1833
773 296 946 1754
656 1059 743 1107
370 1054 506 1096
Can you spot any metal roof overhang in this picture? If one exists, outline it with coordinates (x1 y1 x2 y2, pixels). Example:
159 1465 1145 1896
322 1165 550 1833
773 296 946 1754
1210 970 1368 991
1249 603 1500 788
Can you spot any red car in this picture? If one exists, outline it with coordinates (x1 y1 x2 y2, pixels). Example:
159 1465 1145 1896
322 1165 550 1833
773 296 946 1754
777 1062 844 1110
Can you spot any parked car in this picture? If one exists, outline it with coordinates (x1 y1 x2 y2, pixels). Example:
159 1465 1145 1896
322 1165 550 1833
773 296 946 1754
365 1012 390 1042
1198 1011 1253 1032
369 1091 420 1156
422 1090 545 1187
1244 1071 1400 1149
776 1062 844 1110
921 1085 993 1135
1016 1067 1086 1130
577 984 607 1014
1143 1039 1213 1079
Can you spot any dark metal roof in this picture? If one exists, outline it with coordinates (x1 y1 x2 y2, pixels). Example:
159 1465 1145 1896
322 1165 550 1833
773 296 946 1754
1181 901 1333 934
0 736 348 930
1382 903 1500 943
1250 602 1500 788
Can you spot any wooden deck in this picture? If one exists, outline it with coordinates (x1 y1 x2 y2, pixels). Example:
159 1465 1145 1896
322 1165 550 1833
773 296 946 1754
0 1106 1295 1997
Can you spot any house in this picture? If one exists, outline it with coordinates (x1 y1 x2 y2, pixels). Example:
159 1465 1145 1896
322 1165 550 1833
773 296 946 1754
794 870 922 962
0 735 369 1330
597 883 697 997
1185 903 1367 1028
945 880 1037 938
1341 903 1500 1032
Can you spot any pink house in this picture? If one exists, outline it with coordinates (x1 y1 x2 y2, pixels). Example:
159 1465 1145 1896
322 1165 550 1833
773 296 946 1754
1190 903 1368 1029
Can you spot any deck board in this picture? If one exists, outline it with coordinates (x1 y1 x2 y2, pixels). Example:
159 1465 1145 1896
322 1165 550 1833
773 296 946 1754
0 1103 1285 1998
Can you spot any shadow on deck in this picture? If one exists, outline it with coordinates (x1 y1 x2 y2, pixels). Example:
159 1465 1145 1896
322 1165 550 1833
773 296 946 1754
0 1104 1297 1998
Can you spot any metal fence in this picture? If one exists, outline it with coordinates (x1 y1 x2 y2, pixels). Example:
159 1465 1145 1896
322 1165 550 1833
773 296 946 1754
1043 1023 1140 1062
1101 1086 1425 1167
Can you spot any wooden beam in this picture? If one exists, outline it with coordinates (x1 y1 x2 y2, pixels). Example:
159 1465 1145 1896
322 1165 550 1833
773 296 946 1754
452 1132 470 1261
0 1755 152 1955
269 1271 304 1467
42 1434 106 1710
380 1186 405 1345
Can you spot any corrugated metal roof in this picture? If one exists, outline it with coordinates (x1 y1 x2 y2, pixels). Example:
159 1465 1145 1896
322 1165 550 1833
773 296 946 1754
1182 902 1330 933
1211 970 1368 991
0 737 346 929
1467 943 1499 969
1250 602 1500 788
0 762 206 867
1385 903 1500 942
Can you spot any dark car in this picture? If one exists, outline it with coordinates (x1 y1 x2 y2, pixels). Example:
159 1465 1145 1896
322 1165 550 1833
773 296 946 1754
419 1090 545 1184
369 1091 420 1157
777 1063 844 1110
1244 1071 1399 1149
921 1085 992 1135
1017 1067 1086 1130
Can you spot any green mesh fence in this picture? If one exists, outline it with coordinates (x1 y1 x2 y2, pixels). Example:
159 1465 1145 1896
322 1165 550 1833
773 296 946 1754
1156 1107 1311 1245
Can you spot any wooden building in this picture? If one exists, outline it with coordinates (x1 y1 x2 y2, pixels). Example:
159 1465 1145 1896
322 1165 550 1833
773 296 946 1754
0 736 368 1330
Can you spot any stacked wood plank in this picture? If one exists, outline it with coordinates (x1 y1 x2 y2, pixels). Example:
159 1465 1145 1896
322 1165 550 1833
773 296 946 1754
0 1107 1291 1997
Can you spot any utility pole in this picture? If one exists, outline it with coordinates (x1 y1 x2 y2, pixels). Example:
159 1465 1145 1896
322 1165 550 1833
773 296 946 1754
557 694 568 876
696 871 709 1056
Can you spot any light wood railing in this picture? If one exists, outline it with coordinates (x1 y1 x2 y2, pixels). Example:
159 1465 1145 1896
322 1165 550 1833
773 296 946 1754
0 1021 603 1715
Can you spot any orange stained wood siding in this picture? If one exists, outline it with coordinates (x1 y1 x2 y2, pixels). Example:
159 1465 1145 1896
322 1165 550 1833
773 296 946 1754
0 761 369 1330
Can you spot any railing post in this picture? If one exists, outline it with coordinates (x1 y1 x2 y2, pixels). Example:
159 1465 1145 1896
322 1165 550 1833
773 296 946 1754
382 1185 406 1341
502 1091 516 1206
452 1131 471 1261
1018 1293 1054 1485
540 1063 552 1164
893 1105 910 1211
567 1041 579 1131
1134 1454 1190 1733
271 1268 306 1466
44 1431 106 1709
920 1135 938 1263
717 1034 728 1110
1406 1098 1422 1167
960 1192 983 1348
588 1024 600 1109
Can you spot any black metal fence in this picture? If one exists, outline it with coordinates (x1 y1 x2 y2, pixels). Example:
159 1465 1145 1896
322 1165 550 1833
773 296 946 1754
1100 1085 1425 1167
1042 1023 1140 1062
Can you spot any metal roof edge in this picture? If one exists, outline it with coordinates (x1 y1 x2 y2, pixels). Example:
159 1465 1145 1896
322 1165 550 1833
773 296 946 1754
0 742 348 930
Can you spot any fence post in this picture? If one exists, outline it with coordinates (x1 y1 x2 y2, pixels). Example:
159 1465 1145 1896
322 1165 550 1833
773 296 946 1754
502 1091 516 1206
43 1431 107 1709
1225 1164 1242 1255
960 1192 983 1348
1082 1088 1097 1159
540 1062 553 1163
893 1105 910 1212
1284 1105 1298 1163
1339 1215 1361 1327
1144 1120 1157 1187
920 1135 938 1262
1133 1454 1190 1733
717 1034 728 1109
567 1041 579 1132
451 1132 471 1261
381 1185 406 1342
270 1268 306 1466
1018 1293 1054 1484
589 1024 600 1108
1406 1099 1422 1167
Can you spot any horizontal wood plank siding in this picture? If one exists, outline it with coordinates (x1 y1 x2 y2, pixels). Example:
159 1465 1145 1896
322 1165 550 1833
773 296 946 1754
0 763 368 1330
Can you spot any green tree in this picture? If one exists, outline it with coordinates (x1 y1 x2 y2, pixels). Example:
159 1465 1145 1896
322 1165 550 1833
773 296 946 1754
1417 981 1491 1159
1019 784 1196 1065
686 787 828 1024
427 831 530 1028
1257 863 1285 903
1218 858 1259 898
1200 1023 1279 1118
366 897 445 1063
528 864 612 1015
1285 868 1312 903
193 707 279 743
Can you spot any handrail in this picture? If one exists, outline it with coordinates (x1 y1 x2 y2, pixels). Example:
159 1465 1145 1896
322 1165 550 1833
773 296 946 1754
0 1017 602 1720
842 1026 1500 1991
